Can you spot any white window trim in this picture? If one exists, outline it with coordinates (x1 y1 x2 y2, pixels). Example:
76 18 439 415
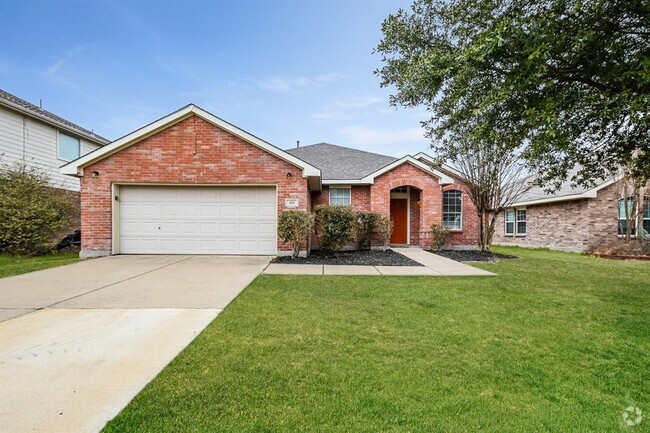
617 196 643 238
504 207 526 236
57 130 81 162
329 186 352 206
442 189 463 232
515 208 527 237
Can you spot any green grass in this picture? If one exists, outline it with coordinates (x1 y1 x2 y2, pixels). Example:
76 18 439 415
0 252 80 278
103 247 650 432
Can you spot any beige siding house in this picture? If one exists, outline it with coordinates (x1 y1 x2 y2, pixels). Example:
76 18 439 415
494 175 650 252
0 88 108 191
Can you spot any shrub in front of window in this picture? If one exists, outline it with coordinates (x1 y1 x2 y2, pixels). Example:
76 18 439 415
375 213 393 251
356 211 380 251
0 163 76 255
277 210 314 259
431 223 450 251
314 204 357 254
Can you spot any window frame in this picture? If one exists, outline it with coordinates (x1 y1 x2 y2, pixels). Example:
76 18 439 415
57 131 81 162
515 209 527 236
617 196 638 237
442 189 463 231
504 207 526 236
641 196 649 236
504 210 515 235
329 187 352 206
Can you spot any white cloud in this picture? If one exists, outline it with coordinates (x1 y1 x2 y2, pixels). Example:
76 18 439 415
335 124 428 156
310 94 384 121
45 45 87 77
257 73 346 92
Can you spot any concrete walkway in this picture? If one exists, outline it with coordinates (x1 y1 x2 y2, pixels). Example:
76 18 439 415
0 255 270 433
264 248 494 276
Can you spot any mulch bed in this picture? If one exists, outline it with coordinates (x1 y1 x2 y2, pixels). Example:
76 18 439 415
273 250 423 266
587 253 650 261
430 250 518 262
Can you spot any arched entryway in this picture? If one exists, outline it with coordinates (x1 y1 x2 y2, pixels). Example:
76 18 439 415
389 186 421 245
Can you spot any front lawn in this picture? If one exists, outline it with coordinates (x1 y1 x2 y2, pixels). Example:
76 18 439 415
0 252 80 278
104 247 650 432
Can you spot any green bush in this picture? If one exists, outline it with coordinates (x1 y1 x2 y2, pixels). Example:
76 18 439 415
0 163 76 255
277 210 314 259
431 223 450 251
356 211 380 250
314 204 356 254
375 213 393 251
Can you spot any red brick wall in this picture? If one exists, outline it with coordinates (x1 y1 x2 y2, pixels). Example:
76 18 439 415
443 182 479 246
311 185 371 211
409 188 421 245
370 162 442 249
80 115 309 255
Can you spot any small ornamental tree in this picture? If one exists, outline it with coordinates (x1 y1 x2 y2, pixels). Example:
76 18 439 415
313 204 356 254
0 163 76 255
357 211 380 251
277 210 314 259
375 213 393 251
431 223 450 251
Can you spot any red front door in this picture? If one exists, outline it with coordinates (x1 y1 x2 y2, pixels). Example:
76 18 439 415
390 198 408 244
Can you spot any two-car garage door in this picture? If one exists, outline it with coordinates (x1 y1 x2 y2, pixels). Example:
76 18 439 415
118 186 277 255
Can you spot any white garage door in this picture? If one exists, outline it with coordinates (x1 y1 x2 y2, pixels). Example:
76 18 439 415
118 186 277 255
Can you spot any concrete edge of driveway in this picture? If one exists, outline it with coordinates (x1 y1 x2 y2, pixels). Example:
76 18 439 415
263 248 495 276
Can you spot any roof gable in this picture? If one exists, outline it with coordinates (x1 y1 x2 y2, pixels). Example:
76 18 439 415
0 88 109 145
285 143 398 180
286 144 453 185
60 105 321 187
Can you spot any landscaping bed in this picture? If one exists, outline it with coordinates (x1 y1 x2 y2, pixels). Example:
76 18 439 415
273 249 423 266
430 249 517 262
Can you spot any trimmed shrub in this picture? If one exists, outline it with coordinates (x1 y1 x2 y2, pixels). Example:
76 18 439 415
277 210 314 259
314 204 356 254
431 223 450 251
0 163 76 255
357 211 380 250
375 213 393 251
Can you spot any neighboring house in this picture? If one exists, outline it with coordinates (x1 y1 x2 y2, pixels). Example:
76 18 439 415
60 104 479 258
0 88 109 191
493 174 650 252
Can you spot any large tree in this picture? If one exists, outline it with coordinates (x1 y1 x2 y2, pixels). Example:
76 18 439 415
376 0 650 190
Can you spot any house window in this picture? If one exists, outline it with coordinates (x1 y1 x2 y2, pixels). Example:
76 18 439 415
505 210 515 235
391 186 408 193
58 132 80 161
618 197 636 236
442 190 462 230
329 188 351 206
642 197 650 235
505 208 526 235
516 209 527 235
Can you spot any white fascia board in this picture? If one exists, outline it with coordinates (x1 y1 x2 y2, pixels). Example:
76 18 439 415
414 152 465 180
360 156 454 185
511 177 620 207
0 99 109 146
323 179 372 185
60 105 322 180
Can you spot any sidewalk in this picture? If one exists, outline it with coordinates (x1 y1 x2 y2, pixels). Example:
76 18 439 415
263 248 495 276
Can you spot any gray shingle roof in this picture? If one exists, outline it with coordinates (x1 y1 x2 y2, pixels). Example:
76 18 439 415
514 167 614 205
285 142 397 180
0 88 109 144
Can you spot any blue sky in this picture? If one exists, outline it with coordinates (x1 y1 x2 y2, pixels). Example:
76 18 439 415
0 0 431 157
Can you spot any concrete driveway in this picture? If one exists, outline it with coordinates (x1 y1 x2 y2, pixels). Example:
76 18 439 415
0 255 270 433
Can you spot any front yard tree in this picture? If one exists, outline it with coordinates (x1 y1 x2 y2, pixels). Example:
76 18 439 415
375 0 650 190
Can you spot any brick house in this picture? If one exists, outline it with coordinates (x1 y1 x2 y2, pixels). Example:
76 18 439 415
493 174 650 252
61 104 479 258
